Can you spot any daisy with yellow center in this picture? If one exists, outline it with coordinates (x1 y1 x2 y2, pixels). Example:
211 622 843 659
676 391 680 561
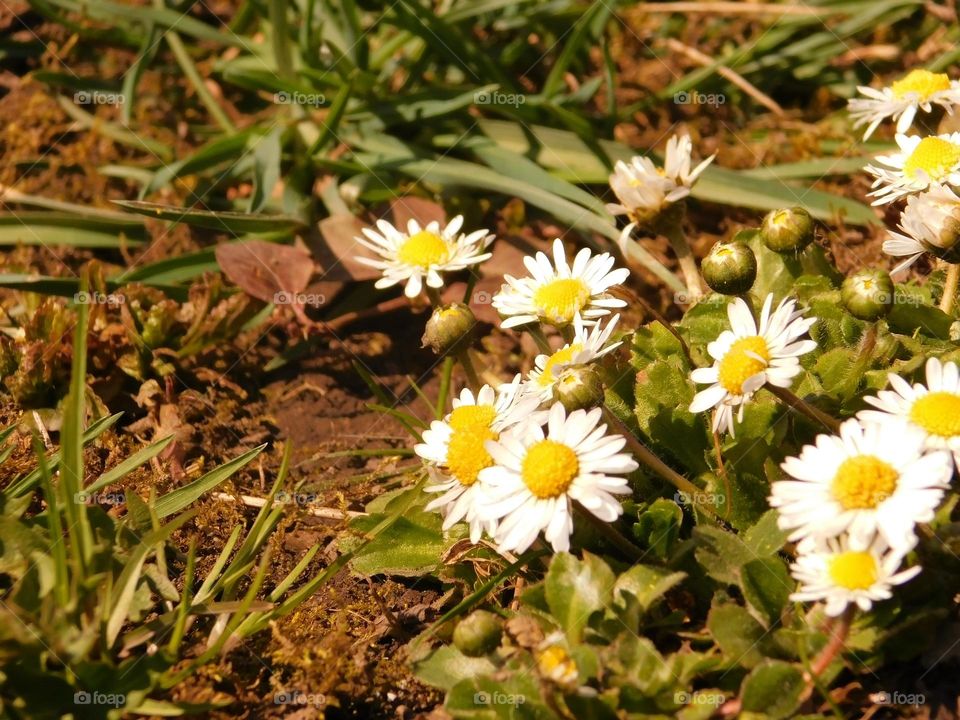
789 534 921 617
355 215 494 298
882 184 960 272
848 69 960 140
606 133 715 235
414 377 542 543
769 418 952 552
524 314 622 401
866 133 960 204
688 294 817 436
859 357 960 465
475 402 638 554
492 239 629 329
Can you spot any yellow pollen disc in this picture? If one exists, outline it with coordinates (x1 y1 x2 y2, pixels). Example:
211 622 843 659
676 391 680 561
828 551 878 591
445 427 497 487
717 336 770 395
533 278 591 325
831 455 898 510
537 645 577 679
891 69 951 100
448 404 497 432
397 230 450 268
909 391 960 437
521 440 579 499
903 137 960 182
538 344 582 386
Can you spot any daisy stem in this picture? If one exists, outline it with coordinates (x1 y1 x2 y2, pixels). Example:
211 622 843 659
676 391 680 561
426 286 443 307
663 224 704 303
457 349 481 390
527 325 553 354
767 385 841 434
572 500 645 561
602 408 718 518
800 606 855 703
940 262 960 315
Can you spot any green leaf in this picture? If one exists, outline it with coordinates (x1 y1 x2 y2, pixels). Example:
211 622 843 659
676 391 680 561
545 552 615 643
114 201 304 235
707 604 769 669
412 646 496 692
152 444 265 519
739 558 791 627
630 499 683 561
739 660 805 719
347 509 449 577
0 212 146 247
743 511 790 557
614 564 686 616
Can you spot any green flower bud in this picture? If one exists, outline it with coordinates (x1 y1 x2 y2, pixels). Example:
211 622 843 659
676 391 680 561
923 217 960 263
453 610 503 657
841 268 894 321
422 303 476 355
760 207 815 253
701 241 757 295
552 365 605 412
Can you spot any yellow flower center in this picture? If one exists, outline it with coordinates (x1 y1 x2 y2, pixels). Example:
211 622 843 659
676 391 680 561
902 137 960 182
536 645 578 684
538 344 582 387
533 278 591 325
717 336 770 395
521 440 579 499
831 455 898 510
397 230 450 268
891 69 951 100
445 428 496 487
445 405 498 487
828 551 878 591
448 404 497 432
909 391 960 437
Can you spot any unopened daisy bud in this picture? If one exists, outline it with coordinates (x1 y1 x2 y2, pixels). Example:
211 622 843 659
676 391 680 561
761 207 815 254
701 240 757 295
553 365 604 412
842 269 894 321
422 303 476 354
535 640 579 690
452 610 503 657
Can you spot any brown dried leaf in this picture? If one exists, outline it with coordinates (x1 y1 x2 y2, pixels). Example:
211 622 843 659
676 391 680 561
215 240 314 303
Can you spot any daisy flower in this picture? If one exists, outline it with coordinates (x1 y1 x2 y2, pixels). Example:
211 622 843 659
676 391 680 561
476 403 638 554
859 356 960 465
688 294 817 436
769 418 952 552
606 134 715 227
492 238 629 328
355 215 494 298
882 184 960 272
524 314 622 402
789 534 921 617
849 69 960 140
414 377 541 543
866 133 960 204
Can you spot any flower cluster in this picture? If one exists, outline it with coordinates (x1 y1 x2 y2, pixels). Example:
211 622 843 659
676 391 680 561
363 226 639 554
768 359 960 616
852 70 960 270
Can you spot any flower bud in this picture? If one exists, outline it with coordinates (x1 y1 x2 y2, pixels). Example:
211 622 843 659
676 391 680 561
701 241 757 295
453 610 503 657
760 207 815 253
923 216 960 263
553 365 604 411
422 303 476 355
841 268 894 321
